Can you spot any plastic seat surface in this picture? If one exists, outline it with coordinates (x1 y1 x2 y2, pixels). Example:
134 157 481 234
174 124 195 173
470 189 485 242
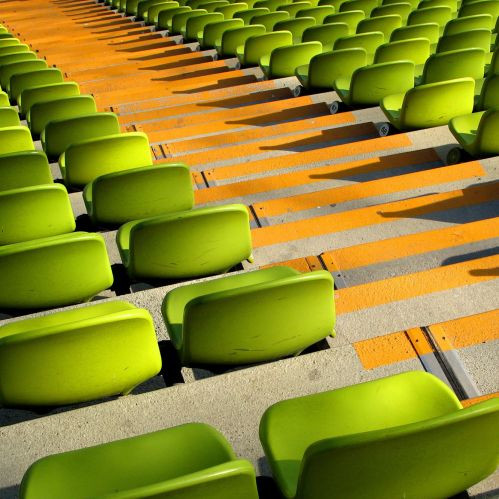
444 13 494 34
239 31 293 66
162 266 335 365
28 94 96 136
371 2 412 22
0 232 113 310
0 107 20 128
262 41 322 77
117 204 252 280
0 44 30 58
157 6 191 30
302 22 349 50
459 0 499 19
0 59 48 92
172 9 208 36
278 2 313 17
390 22 440 45
235 8 271 24
215 3 249 19
0 51 37 69
380 77 475 130
0 301 161 407
296 47 366 88
449 109 499 156
0 184 75 245
0 151 52 192
274 17 317 43
185 12 224 40
42 112 120 160
220 24 266 55
296 5 335 22
374 38 431 68
202 18 244 48
339 0 377 15
477 73 499 109
10 68 64 104
0 126 34 155
357 14 402 40
19 81 79 117
83 163 194 225
199 0 230 12
250 11 290 30
436 28 492 53
147 2 180 24
334 31 385 63
259 371 499 499
335 60 415 106
323 10 365 32
407 5 453 30
20 423 259 499
59 132 152 187
0 91 9 107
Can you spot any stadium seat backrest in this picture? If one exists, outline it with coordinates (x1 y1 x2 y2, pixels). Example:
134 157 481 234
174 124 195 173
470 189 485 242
444 13 494 34
274 17 317 43
0 107 20 128
390 22 440 43
0 126 34 155
422 48 485 84
334 31 385 61
436 28 492 53
374 37 430 65
0 151 52 193
407 5 453 26
243 30 293 65
10 68 64 103
302 22 349 47
203 18 244 47
0 59 48 91
19 81 80 117
357 14 402 39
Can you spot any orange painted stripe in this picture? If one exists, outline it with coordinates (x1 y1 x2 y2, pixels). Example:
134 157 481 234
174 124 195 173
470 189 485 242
251 183 498 248
205 133 412 181
334 254 499 315
322 216 499 272
354 331 419 369
406 327 434 356
262 256 323 272
254 161 483 218
177 118 371 167
194 148 436 204
429 309 499 351
120 87 294 126
462 392 499 407
140 95 321 133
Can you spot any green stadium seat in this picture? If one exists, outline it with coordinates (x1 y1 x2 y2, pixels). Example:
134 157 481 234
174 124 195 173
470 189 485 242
0 107 20 128
137 0 173 19
84 163 194 226
459 0 499 20
390 22 440 46
302 21 349 50
125 0 142 15
407 6 453 33
20 423 259 499
0 59 48 93
19 81 79 117
0 301 161 408
444 13 494 34
0 51 37 69
42 112 121 160
333 60 415 111
259 371 499 499
0 38 21 50
185 12 224 41
0 184 75 245
147 1 180 24
295 47 367 92
420 48 485 87
374 38 430 79
419 0 458 12
199 0 230 12
235 8 270 24
0 151 52 193
173 9 208 37
261 41 322 77
0 126 34 155
334 31 385 63
254 0 290 10
28 94 97 137
202 18 244 48
274 17 317 43
10 68 64 105
117 204 252 280
162 266 335 366
448 108 499 163
436 29 492 53
476 73 499 108
0 91 9 107
0 231 113 310
356 14 402 40
59 132 152 188
157 6 191 31
219 24 266 56
296 5 336 21
324 10 365 32
0 43 30 56
371 2 412 22
215 2 249 18
250 11 290 30
379 77 475 132
237 31 292 66
278 1 313 16
339 0 377 15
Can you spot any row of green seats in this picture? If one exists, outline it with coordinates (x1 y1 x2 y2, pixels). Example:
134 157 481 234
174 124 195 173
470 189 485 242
18 371 499 499
0 266 335 406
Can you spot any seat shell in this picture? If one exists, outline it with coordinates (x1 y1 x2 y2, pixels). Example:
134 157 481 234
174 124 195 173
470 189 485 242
220 24 266 56
0 151 52 192
0 301 161 407
117 204 252 280
0 126 34 155
239 30 293 66
0 232 113 310
84 163 194 225
0 184 75 245
162 266 335 365
19 81 80 118
262 41 322 78
11 68 64 104
20 423 259 499
0 107 21 128
260 371 499 499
